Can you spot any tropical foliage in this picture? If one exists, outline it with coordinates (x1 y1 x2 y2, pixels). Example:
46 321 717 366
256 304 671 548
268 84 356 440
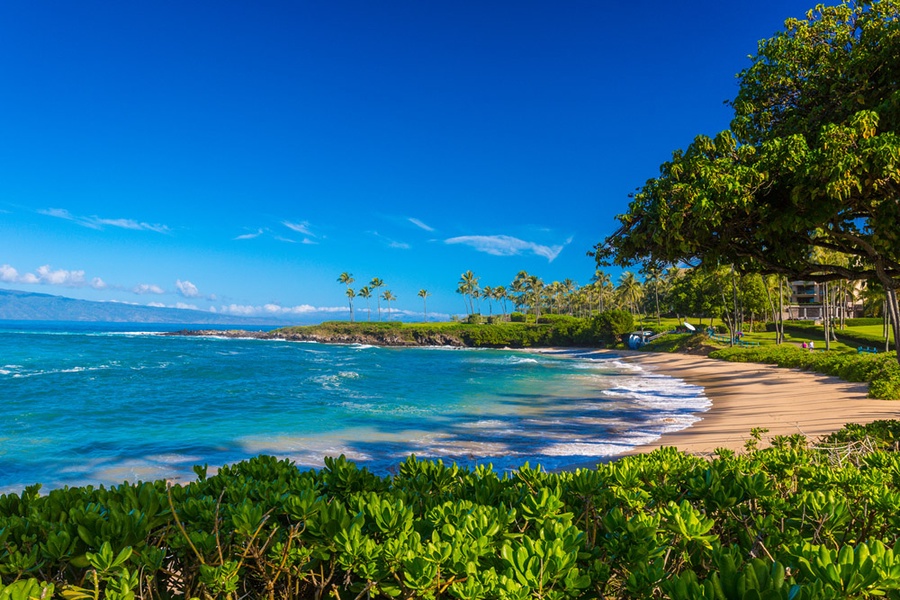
3 433 900 599
594 0 900 363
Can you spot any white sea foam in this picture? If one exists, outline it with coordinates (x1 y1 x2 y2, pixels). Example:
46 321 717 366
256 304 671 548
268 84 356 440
11 364 113 378
540 440 649 457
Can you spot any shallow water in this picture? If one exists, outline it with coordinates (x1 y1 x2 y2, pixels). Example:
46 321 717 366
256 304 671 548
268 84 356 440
0 323 709 492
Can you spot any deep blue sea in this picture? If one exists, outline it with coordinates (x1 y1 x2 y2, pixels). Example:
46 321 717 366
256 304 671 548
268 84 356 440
0 321 709 493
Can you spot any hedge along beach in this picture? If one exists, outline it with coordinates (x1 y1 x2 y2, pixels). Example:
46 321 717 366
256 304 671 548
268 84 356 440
562 349 900 455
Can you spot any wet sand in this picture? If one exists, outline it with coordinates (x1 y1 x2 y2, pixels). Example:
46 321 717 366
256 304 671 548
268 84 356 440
539 349 899 457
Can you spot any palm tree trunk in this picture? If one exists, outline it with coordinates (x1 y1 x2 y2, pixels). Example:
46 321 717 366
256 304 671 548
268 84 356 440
886 287 900 362
778 279 785 344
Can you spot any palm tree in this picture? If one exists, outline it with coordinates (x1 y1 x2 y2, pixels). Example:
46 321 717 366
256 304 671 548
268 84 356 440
382 290 396 320
418 289 431 322
370 278 385 321
482 286 494 316
618 271 643 317
344 288 356 321
591 270 611 314
511 271 530 315
562 278 576 315
338 272 355 322
528 275 544 320
641 263 664 326
357 286 372 321
457 270 479 315
493 285 508 319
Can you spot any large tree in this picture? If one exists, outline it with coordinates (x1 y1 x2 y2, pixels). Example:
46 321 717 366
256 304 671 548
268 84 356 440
594 0 900 362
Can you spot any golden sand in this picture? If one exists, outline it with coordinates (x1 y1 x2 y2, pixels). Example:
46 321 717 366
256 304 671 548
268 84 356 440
615 350 899 455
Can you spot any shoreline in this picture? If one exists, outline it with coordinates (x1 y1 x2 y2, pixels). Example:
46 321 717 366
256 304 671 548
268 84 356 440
562 349 898 456
169 333 898 458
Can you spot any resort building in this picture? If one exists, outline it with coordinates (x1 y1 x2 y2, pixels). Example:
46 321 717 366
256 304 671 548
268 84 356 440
785 280 865 320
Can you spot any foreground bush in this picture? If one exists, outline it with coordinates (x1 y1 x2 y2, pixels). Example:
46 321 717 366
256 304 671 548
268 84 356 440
710 345 900 400
3 431 900 599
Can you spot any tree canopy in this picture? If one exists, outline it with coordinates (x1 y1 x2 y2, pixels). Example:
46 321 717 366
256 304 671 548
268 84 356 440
594 0 900 358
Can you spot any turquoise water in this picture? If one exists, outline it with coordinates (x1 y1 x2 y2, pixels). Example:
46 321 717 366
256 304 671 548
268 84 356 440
0 322 709 492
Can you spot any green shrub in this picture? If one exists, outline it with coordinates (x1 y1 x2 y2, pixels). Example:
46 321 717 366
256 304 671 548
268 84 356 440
592 309 634 345
844 317 884 327
510 312 527 322
4 440 900 598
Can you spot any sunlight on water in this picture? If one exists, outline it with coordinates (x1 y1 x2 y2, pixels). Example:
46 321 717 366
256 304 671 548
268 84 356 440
0 324 709 492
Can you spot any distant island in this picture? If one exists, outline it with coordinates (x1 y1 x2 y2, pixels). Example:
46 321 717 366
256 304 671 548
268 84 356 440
0 288 281 326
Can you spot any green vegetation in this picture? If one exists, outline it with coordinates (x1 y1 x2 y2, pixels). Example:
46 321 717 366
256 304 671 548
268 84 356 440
595 0 900 364
275 314 633 348
4 433 900 599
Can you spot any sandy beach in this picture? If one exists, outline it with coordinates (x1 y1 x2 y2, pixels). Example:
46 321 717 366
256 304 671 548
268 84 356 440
603 350 900 455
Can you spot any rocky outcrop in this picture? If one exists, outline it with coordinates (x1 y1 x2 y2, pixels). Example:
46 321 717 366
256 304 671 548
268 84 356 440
162 329 470 347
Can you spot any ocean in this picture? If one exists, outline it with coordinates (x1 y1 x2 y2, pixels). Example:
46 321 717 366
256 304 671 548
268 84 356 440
0 322 709 493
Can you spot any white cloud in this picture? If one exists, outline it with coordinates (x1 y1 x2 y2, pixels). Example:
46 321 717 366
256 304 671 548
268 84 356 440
2 263 110 288
0 264 19 282
234 229 264 240
93 218 170 234
175 302 198 310
176 279 200 298
39 208 169 233
134 283 165 295
147 302 166 308
35 265 86 286
218 303 343 316
283 221 316 237
220 304 259 316
444 235 569 262
408 217 435 232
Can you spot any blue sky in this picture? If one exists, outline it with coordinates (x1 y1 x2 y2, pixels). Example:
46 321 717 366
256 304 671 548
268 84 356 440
1 1 815 322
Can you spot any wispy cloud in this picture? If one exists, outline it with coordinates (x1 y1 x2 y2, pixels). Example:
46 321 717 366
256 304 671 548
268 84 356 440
176 279 200 298
282 221 315 237
408 217 435 232
133 283 165 295
444 234 570 262
371 231 410 250
217 303 346 317
39 208 170 233
234 228 264 240
282 221 320 244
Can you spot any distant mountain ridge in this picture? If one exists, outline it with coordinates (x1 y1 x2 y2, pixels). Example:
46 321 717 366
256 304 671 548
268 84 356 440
0 288 283 325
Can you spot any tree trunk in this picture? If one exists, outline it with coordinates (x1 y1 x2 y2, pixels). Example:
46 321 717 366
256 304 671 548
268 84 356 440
823 282 831 351
887 287 900 363
778 278 785 344
721 288 736 346
730 266 740 342
655 284 661 327
764 281 776 344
